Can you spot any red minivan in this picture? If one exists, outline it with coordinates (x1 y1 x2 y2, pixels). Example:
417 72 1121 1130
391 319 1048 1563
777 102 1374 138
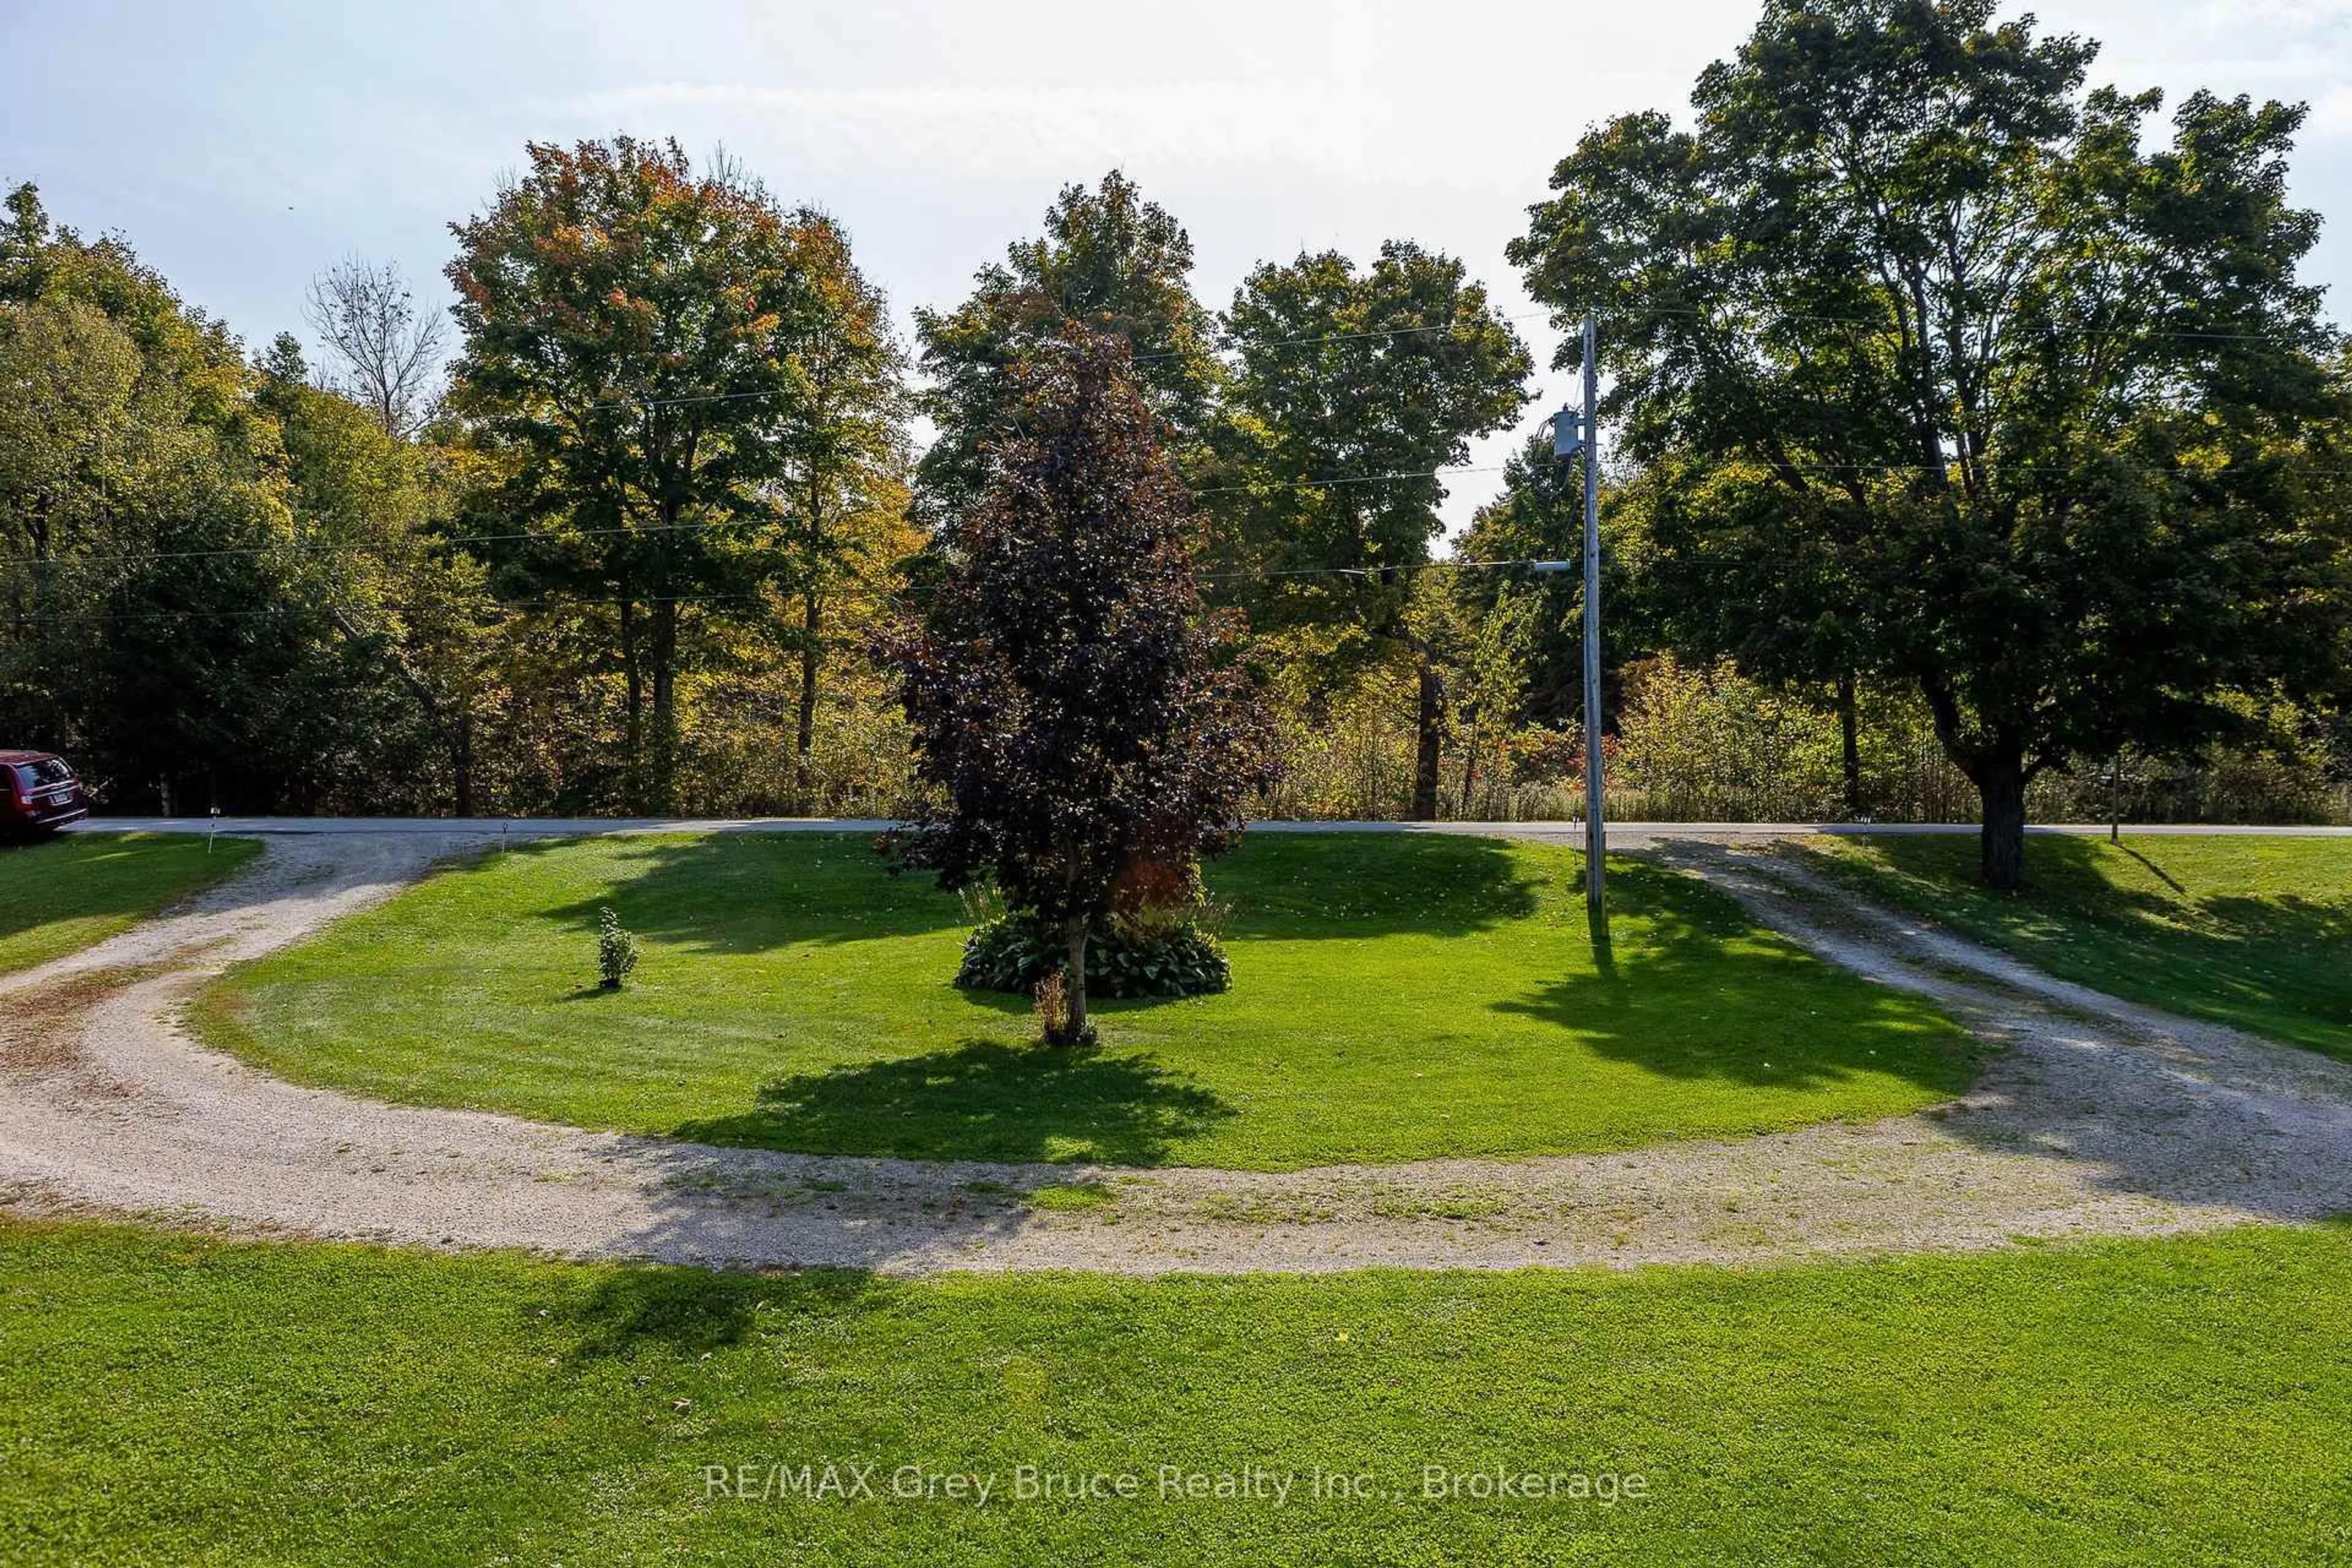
2 751 91 839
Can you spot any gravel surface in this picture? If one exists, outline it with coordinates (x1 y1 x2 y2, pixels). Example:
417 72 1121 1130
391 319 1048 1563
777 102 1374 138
4 832 2348 1275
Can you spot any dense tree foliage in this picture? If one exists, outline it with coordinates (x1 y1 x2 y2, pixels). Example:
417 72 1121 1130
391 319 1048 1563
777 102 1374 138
1213 243 1529 817
253 336 499 813
6 2 2350 845
913 172 1222 522
0 185 440 811
881 330 1275 1041
451 140 793 812
770 217 914 774
1510 0 2351 883
1448 434 1651 729
2 153 919 820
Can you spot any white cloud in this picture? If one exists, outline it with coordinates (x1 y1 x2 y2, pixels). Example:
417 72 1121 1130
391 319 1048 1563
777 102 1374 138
581 81 1385 181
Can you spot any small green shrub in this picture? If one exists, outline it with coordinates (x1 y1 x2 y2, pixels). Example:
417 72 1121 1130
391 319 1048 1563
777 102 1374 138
959 908 1231 1000
595 907 639 990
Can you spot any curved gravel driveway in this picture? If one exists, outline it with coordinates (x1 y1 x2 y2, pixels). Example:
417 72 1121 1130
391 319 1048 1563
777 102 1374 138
4 829 2349 1275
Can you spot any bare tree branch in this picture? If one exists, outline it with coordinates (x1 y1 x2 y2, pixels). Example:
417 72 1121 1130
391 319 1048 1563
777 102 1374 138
304 256 446 438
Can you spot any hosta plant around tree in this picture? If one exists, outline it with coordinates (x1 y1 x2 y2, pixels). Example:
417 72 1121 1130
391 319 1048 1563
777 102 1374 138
1510 0 2351 886
881 328 1275 1045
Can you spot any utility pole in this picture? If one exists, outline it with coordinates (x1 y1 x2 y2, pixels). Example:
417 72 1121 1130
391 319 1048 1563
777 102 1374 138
1547 314 1605 914
1578 314 1603 914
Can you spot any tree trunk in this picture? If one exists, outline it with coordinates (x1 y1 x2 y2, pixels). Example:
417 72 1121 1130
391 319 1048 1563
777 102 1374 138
1836 671 1864 818
1975 745 2029 891
647 598 679 816
1062 918 1090 1042
1410 657 1445 821
1457 708 1480 818
796 595 822 761
619 599 643 814
1917 674 2029 891
318 601 471 818
453 713 475 819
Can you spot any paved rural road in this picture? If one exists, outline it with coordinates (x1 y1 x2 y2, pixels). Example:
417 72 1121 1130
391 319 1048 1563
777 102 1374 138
6 824 2351 1274
66 815 2352 840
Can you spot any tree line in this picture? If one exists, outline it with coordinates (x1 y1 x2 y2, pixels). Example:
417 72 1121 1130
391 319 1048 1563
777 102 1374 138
4 0 2350 886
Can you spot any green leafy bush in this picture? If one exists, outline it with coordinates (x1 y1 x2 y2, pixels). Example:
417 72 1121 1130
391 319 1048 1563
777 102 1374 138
959 908 1230 1000
595 907 639 990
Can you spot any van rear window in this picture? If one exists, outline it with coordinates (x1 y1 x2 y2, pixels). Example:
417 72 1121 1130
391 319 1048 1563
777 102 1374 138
15 759 73 788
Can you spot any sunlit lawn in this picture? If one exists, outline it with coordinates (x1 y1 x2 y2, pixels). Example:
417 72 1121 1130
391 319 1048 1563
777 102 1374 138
0 831 259 975
5 1216 2347 1566
194 832 1974 1170
1802 834 2352 1060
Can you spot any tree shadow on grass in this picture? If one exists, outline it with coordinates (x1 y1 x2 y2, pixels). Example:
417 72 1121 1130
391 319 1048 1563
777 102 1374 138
1831 834 2352 1055
525 831 973 956
1210 832 1547 940
1494 861 1980 1095
0 831 249 947
673 1039 1238 1167
1861 834 2352 947
519 829 1555 965
551 1258 893 1365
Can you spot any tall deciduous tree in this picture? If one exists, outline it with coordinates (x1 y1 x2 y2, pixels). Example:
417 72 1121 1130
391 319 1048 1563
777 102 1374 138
0 182 419 814
447 139 851 813
305 257 447 439
256 334 500 815
913 172 1221 522
881 330 1274 1044
774 214 913 779
1215 243 1529 818
1510 0 2348 885
1450 433 1649 730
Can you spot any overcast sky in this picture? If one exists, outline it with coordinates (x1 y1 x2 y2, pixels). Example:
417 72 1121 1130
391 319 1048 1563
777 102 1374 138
6 0 2350 532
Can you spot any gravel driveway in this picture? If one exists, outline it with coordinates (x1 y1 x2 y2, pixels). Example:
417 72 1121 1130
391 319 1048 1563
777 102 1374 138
4 831 2348 1275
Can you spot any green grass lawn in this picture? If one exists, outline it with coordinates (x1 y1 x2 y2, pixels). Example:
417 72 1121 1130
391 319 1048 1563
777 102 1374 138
0 831 260 975
4 1217 2347 1565
195 832 1976 1169
1801 833 2352 1060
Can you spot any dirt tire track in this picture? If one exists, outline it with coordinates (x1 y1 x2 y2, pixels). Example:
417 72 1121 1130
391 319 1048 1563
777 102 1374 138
4 831 2347 1274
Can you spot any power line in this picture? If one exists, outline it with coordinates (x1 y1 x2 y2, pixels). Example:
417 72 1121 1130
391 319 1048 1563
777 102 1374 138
585 293 2319 421
9 557 1585 626
10 465 1515 571
1135 311 1555 365
1193 464 1506 497
1586 300 2341 349
7 589 776 628
559 311 1559 414
21 434 2345 576
16 292 2338 576
15 281 2317 576
15 519 778 570
1197 556 1567 584
1667 454 2345 480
